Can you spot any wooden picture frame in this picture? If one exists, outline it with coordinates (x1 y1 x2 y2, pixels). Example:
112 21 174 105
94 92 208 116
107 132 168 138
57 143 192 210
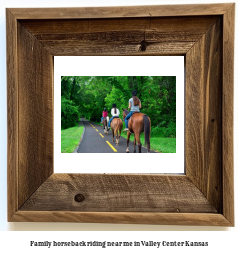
7 3 234 226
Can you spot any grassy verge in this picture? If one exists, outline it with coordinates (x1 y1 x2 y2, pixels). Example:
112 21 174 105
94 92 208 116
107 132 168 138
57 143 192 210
120 131 176 153
61 125 84 153
92 120 176 153
150 137 176 153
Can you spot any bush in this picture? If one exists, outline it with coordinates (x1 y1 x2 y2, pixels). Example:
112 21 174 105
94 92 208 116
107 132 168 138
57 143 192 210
61 97 79 129
151 120 176 138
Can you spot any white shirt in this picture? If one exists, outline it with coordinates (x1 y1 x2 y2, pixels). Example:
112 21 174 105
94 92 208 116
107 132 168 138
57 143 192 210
111 108 120 116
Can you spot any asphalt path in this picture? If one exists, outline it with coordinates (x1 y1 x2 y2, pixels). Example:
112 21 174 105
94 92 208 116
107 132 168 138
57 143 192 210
77 119 156 153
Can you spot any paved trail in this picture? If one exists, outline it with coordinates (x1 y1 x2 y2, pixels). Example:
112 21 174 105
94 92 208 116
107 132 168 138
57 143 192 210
77 119 156 153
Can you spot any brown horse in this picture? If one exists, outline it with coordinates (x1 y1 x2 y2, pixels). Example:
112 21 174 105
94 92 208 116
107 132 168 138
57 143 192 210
122 109 151 153
102 116 109 134
110 117 123 145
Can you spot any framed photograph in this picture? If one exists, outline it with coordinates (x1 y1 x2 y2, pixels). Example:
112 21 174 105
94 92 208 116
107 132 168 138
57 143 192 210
55 56 184 174
7 3 234 225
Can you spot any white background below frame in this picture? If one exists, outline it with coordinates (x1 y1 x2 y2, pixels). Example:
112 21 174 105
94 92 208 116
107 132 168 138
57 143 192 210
54 56 184 174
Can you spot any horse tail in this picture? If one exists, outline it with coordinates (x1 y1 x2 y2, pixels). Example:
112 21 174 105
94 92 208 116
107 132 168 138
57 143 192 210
143 115 150 152
115 118 123 134
114 119 120 135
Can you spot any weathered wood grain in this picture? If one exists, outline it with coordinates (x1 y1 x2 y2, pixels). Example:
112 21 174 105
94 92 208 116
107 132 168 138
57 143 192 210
38 41 193 56
18 23 54 208
8 4 233 19
186 18 223 212
20 16 218 34
20 174 217 213
20 18 149 34
6 4 234 225
33 31 201 44
222 4 235 226
149 16 219 34
6 9 18 221
11 211 232 226
19 17 218 56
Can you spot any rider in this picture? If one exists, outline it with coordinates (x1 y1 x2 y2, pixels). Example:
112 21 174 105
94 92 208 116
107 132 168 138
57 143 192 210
124 90 141 131
101 108 108 123
108 103 120 129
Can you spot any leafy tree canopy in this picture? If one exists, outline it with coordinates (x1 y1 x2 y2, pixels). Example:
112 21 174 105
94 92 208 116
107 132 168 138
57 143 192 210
61 76 176 137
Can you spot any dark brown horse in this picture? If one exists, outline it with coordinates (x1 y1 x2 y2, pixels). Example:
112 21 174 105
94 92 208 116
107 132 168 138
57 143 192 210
102 116 109 134
122 109 151 153
110 117 123 145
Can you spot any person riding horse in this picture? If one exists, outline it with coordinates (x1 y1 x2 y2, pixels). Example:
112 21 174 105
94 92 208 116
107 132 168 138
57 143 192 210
108 103 120 129
124 90 141 131
101 108 108 123
122 90 150 153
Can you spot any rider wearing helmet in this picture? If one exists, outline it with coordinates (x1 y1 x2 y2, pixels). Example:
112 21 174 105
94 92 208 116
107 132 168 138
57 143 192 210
108 103 120 129
124 90 141 131
101 107 108 123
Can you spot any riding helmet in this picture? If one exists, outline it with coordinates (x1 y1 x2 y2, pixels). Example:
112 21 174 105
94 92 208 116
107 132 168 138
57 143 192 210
132 90 137 96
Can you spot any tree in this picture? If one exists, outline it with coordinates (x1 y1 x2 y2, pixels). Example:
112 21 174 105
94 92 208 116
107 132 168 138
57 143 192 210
61 97 79 129
61 76 176 137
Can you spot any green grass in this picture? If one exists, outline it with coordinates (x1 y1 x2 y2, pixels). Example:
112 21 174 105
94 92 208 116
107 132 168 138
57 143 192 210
61 125 84 153
120 131 176 153
150 137 176 153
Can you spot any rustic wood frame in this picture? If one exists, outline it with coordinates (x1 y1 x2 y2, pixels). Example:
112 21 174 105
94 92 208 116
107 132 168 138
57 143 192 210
7 4 234 226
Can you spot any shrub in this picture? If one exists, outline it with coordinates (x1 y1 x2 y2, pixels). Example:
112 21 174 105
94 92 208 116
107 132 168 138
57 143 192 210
151 120 176 138
61 97 79 129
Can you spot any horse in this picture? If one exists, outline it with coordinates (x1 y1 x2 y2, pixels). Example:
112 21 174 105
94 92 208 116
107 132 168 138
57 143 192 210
122 109 151 153
102 116 109 134
110 117 123 145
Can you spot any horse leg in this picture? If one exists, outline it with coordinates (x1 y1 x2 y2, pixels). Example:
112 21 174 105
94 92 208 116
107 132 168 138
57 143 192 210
134 133 141 153
115 130 118 145
118 124 122 144
126 131 131 153
133 137 137 153
117 130 119 145
143 114 151 152
112 128 114 142
115 121 118 145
